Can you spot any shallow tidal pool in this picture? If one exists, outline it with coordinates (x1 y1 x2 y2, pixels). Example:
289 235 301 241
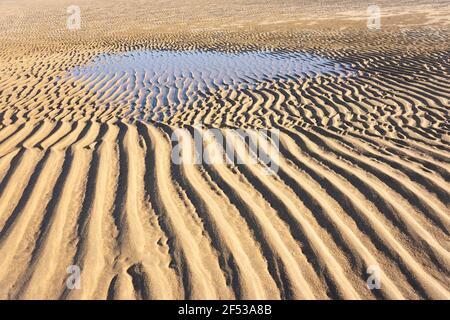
65 49 350 111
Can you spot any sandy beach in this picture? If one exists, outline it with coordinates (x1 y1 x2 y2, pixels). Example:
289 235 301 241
0 0 449 299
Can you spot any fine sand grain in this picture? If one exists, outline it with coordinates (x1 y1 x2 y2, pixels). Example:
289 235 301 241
0 0 449 299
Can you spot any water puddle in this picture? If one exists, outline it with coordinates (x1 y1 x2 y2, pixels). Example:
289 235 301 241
65 49 350 112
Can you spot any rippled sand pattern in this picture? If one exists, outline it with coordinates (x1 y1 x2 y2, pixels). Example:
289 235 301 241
0 0 449 300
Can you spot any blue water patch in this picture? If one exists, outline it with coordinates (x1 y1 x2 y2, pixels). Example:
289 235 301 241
65 49 350 113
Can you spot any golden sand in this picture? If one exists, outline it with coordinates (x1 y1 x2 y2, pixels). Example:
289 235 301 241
0 0 449 299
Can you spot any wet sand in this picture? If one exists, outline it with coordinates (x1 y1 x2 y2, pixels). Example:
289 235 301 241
0 0 449 299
